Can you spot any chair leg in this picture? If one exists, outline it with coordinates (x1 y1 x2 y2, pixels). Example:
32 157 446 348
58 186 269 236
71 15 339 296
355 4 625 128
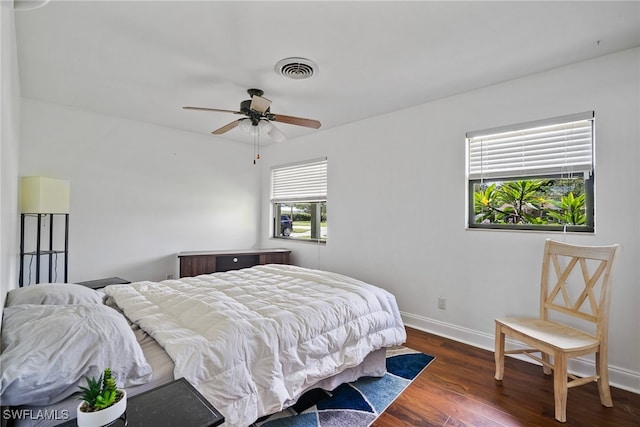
596 350 613 407
553 353 568 423
542 353 552 375
494 323 505 381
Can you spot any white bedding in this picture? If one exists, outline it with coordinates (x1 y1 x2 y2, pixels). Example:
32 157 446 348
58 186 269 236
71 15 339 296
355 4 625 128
103 264 406 426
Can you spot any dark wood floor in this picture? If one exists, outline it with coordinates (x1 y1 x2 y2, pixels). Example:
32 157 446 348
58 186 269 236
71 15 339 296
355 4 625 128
375 327 639 427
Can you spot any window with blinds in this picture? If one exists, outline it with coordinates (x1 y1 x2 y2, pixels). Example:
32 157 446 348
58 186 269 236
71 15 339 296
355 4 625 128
466 112 594 232
271 158 327 241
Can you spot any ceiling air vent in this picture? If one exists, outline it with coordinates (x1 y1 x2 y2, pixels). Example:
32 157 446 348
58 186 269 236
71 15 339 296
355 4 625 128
275 57 318 80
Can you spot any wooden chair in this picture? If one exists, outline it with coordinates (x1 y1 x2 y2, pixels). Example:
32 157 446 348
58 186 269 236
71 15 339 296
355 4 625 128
494 239 620 422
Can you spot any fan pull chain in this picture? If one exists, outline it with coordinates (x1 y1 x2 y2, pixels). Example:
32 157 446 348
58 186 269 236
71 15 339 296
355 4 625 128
253 128 260 165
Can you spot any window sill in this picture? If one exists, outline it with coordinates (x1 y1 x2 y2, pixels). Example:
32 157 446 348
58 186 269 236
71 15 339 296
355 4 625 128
271 236 327 244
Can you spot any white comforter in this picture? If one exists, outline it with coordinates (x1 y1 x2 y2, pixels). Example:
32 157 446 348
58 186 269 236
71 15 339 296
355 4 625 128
103 264 406 426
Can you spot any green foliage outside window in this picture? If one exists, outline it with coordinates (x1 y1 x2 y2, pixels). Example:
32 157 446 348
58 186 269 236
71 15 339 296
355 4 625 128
472 177 589 228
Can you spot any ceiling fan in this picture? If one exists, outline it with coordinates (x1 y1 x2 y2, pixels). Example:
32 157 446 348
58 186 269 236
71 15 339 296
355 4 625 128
183 88 321 143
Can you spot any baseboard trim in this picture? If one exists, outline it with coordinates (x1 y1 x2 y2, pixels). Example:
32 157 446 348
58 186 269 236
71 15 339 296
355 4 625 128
401 311 640 395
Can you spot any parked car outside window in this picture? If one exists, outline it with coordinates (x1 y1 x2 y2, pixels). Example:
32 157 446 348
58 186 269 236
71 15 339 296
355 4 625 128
280 215 293 237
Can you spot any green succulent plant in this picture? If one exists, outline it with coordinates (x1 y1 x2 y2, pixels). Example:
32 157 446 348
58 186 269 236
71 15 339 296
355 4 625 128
78 368 120 411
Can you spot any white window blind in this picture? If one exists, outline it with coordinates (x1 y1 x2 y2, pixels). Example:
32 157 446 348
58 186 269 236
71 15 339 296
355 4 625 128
467 112 594 180
271 158 327 202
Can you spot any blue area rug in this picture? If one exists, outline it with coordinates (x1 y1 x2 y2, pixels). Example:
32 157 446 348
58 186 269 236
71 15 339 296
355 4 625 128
255 347 434 427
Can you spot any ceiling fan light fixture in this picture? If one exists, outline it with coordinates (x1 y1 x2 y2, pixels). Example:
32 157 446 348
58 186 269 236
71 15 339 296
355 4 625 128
239 118 272 136
275 57 318 80
239 118 254 133
184 88 320 141
259 119 272 133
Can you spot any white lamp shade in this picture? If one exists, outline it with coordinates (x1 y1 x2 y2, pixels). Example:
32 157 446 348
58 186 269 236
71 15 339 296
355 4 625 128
14 0 52 11
20 176 70 213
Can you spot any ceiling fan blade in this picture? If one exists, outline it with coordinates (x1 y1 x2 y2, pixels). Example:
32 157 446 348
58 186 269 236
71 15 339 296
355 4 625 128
183 106 243 115
268 123 287 143
212 119 242 135
250 95 272 113
272 114 321 129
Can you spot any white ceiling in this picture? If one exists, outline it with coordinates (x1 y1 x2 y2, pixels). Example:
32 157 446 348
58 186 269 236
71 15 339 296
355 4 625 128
13 1 640 144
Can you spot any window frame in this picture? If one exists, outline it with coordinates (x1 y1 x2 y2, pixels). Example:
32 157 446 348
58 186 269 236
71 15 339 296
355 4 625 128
467 173 594 232
270 158 327 242
466 112 595 233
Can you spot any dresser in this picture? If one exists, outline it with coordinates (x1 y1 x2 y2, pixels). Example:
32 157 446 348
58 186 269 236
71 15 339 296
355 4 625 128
177 248 291 278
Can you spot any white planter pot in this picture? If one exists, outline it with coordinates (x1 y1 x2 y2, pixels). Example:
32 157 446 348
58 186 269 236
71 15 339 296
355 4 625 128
76 390 127 427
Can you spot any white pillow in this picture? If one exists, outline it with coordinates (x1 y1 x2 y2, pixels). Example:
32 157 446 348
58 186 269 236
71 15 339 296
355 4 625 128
0 303 153 406
5 283 103 306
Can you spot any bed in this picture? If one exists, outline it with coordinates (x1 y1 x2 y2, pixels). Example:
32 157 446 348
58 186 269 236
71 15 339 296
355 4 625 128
1 264 407 427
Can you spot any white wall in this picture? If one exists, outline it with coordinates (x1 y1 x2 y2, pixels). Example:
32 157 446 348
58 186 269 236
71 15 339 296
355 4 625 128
259 48 640 392
0 3 21 310
19 100 262 282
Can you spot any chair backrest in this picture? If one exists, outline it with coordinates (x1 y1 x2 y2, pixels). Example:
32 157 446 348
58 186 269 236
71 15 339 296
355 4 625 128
539 239 619 339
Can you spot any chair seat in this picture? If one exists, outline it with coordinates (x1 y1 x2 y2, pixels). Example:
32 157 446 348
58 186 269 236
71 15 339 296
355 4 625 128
496 317 599 352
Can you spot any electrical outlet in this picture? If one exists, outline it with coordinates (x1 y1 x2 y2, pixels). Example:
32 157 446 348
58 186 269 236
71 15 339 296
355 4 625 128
438 296 446 310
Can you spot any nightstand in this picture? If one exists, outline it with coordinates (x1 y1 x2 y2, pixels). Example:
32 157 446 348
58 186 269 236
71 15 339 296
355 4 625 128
75 277 131 290
56 378 224 426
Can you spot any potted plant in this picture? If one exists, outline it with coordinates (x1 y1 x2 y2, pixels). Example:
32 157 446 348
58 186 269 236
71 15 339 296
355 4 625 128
76 368 127 427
